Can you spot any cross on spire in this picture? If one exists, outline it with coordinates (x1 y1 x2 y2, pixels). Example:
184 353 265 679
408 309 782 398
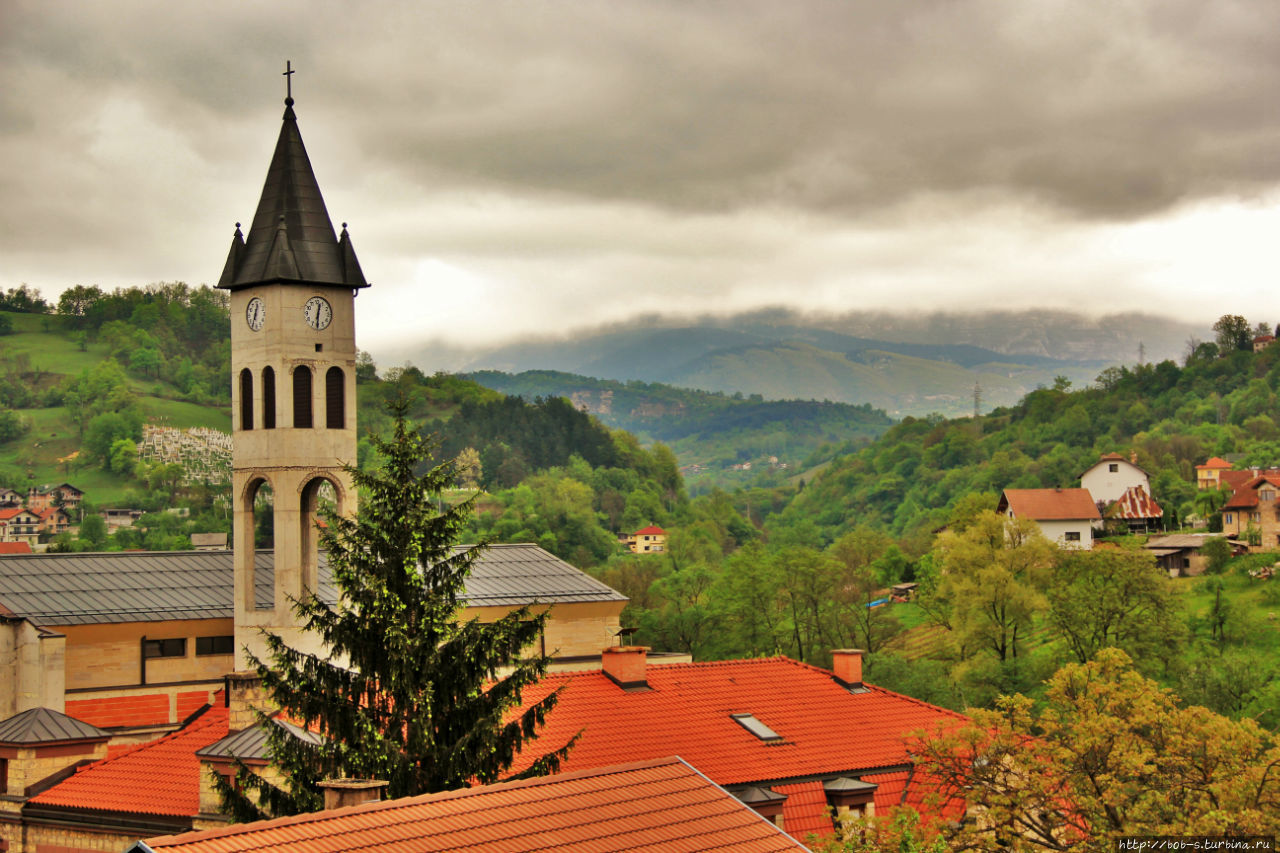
283 60 295 105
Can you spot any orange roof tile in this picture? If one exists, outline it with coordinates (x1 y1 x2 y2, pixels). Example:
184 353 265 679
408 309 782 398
1223 475 1280 510
506 655 963 839
142 756 806 853
1197 457 1233 470
633 525 666 536
773 781 833 841
31 703 227 818
0 542 32 555
66 693 173 729
998 488 1100 521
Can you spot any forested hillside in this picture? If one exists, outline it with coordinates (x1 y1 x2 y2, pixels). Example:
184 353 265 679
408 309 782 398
467 369 893 493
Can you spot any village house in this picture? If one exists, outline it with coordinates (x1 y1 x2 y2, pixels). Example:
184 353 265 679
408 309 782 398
0 488 23 507
99 507 144 533
1221 473 1280 551
35 507 71 537
26 484 83 515
1079 451 1149 506
996 488 1101 549
620 524 667 554
1195 456 1233 490
1143 533 1231 576
0 507 43 548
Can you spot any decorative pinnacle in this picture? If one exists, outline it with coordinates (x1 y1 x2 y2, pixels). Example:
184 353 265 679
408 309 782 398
283 60 295 106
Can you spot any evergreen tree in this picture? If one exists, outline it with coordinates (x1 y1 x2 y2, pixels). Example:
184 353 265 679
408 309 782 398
216 399 576 820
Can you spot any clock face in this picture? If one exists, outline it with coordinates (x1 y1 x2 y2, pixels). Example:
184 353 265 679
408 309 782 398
246 297 265 331
304 296 332 331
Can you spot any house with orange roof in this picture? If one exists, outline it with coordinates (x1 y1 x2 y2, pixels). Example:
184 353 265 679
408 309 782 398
1221 473 1280 551
26 483 83 515
34 506 70 536
996 488 1101 549
0 507 41 547
1196 457 1234 490
0 542 32 555
622 525 667 554
1105 484 1164 534
131 755 808 853
502 648 964 842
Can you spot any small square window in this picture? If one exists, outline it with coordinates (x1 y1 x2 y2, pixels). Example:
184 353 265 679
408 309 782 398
1064 531 1081 542
1108 464 1119 473
315 343 323 352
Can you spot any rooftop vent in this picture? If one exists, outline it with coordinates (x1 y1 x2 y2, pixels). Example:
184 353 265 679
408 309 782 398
731 712 783 744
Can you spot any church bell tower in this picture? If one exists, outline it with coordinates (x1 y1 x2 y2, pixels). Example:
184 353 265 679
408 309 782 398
217 75 368 669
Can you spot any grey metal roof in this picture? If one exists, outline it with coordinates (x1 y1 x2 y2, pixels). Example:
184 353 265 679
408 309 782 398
218 100 367 291
196 717 323 761
0 706 109 744
0 544 624 626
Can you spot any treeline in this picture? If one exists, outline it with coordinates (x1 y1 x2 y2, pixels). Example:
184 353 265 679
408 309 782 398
766 323 1280 551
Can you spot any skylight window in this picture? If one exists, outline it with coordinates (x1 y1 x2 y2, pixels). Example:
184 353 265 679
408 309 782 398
731 712 782 743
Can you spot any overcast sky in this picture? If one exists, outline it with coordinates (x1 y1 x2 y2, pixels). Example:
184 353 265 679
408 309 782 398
2 0 1277 358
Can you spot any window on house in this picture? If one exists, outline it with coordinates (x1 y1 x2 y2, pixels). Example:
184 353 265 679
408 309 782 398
1108 463 1119 473
1064 531 1081 542
1262 489 1275 502
143 638 187 659
1252 512 1261 523
196 635 235 656
1225 513 1234 524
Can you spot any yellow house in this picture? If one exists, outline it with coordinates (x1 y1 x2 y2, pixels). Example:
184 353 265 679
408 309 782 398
624 525 668 554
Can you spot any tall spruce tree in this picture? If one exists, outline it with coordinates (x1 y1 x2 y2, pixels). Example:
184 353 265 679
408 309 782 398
216 400 575 820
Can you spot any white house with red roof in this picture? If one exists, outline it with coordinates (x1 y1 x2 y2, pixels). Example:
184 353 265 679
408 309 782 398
997 488 1101 549
1079 452 1149 506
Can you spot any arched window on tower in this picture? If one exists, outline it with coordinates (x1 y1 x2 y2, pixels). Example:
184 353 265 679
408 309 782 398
262 366 276 429
293 366 313 428
326 367 345 429
239 368 253 430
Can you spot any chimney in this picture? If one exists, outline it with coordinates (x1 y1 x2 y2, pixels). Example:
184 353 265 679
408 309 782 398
602 646 649 691
831 649 866 691
318 778 388 810
224 671 271 734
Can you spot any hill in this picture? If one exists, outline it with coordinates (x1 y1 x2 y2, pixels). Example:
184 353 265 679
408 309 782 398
385 309 1202 417
466 369 893 492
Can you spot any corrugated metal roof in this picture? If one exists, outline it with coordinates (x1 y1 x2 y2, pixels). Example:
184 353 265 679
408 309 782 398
0 706 109 745
0 544 624 625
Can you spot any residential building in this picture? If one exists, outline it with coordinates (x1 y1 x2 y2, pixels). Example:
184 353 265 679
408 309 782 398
0 488 23 507
622 525 667 554
35 507 70 536
0 508 42 547
1221 474 1280 550
190 533 228 551
129 756 808 853
1106 484 1163 534
504 647 964 841
996 488 1101 548
1079 452 1149 505
99 508 144 533
26 484 83 514
1195 457 1235 491
1143 534 1231 576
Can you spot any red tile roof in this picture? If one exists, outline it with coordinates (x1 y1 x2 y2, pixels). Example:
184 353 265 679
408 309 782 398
0 542 32 555
998 488 1100 521
31 703 228 818
66 693 173 729
142 756 806 853
633 525 666 536
1223 475 1280 510
1198 457 1233 471
773 781 831 840
0 507 26 521
505 656 963 840
1110 485 1163 520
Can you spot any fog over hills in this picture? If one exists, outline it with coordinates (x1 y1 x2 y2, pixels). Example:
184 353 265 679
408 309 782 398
383 309 1207 417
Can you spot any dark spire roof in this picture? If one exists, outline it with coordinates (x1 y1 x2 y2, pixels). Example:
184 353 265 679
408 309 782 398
218 101 368 290
0 706 109 745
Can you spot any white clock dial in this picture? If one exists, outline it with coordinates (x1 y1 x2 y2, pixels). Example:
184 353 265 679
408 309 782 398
246 297 265 331
304 296 332 331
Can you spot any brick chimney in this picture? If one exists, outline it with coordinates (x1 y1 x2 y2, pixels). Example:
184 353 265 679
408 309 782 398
831 649 865 691
602 646 649 691
224 671 271 734
318 778 388 810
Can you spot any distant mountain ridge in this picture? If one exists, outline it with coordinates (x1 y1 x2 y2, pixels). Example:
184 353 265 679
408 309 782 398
387 310 1202 417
